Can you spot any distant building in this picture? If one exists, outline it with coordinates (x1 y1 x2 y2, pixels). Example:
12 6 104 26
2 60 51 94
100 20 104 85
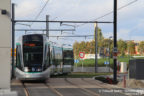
84 54 101 59
125 40 140 55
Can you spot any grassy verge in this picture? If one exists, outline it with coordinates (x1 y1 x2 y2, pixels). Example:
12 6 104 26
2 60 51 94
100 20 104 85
51 72 112 78
74 57 131 68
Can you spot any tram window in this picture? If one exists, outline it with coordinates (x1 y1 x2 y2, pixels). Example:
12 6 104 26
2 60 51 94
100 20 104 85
44 44 50 68
50 48 54 65
45 45 50 67
23 46 43 67
64 51 73 58
23 35 43 42
23 52 43 67
16 46 22 70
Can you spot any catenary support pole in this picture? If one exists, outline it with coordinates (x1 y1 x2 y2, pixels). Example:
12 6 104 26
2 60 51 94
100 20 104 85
94 23 98 73
113 0 117 83
109 38 111 72
12 3 15 79
46 15 49 39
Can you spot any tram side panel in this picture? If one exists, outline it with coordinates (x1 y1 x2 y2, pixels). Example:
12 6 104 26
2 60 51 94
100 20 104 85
15 43 25 79
53 47 63 74
63 49 74 73
43 43 51 77
49 46 55 75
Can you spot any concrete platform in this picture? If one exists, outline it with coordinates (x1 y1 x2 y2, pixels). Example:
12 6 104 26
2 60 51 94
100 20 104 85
0 89 17 96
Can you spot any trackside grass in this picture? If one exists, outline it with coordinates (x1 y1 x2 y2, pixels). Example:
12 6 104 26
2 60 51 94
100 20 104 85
75 56 144 68
74 57 130 68
51 72 112 78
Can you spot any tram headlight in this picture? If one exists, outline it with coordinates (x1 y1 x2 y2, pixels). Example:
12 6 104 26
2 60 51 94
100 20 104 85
37 68 42 72
24 67 29 72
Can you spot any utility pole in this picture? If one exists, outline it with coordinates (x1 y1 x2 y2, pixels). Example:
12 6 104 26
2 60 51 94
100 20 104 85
113 0 118 83
94 23 98 73
12 3 15 79
46 15 49 39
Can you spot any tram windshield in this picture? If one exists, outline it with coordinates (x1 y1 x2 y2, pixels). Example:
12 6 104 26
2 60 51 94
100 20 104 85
64 50 73 58
23 46 43 67
23 35 43 68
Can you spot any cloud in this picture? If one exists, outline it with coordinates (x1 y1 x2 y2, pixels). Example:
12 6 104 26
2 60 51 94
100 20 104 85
15 0 39 18
45 0 113 20
13 0 144 43
14 0 143 21
131 36 144 41
117 18 144 40
118 29 131 40
118 0 144 21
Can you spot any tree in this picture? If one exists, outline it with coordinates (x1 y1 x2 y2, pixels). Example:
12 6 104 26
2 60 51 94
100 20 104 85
127 41 135 55
101 38 110 56
117 39 127 56
73 41 80 59
94 27 104 54
79 41 86 52
138 41 144 55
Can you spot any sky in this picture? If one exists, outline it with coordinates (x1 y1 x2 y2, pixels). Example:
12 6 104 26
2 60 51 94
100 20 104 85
12 0 144 45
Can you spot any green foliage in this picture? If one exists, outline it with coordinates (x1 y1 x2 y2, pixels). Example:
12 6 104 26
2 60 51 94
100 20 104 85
73 26 144 59
73 41 95 59
94 28 104 42
94 28 104 52
138 41 144 55
117 39 127 56
127 41 135 55
75 57 130 68
52 72 112 78
73 27 111 58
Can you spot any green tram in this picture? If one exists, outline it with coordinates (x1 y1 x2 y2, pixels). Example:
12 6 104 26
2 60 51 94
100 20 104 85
15 34 74 80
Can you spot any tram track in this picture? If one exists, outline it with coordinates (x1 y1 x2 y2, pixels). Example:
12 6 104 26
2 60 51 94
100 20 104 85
81 78 129 96
64 78 100 96
18 78 127 96
44 83 63 96
21 81 30 96
21 80 63 96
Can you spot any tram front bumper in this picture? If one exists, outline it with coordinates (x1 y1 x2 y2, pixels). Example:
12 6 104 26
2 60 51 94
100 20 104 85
15 68 50 80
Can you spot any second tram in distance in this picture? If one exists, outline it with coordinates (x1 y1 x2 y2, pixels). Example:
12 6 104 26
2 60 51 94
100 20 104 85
15 34 74 80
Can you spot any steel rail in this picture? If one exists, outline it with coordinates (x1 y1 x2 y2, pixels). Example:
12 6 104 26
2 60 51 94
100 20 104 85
64 78 100 96
44 83 63 96
21 82 30 96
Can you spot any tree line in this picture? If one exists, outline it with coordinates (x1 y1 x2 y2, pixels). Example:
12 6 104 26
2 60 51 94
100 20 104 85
73 28 143 59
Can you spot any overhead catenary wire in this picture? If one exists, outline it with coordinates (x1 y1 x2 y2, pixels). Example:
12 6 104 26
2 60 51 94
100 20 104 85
76 0 138 27
30 0 50 27
16 23 31 27
15 29 75 31
15 20 113 23
48 35 94 37
50 35 94 40
95 0 138 20
14 0 138 42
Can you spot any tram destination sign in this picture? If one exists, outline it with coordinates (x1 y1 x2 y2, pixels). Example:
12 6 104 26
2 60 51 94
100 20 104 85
79 52 85 59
